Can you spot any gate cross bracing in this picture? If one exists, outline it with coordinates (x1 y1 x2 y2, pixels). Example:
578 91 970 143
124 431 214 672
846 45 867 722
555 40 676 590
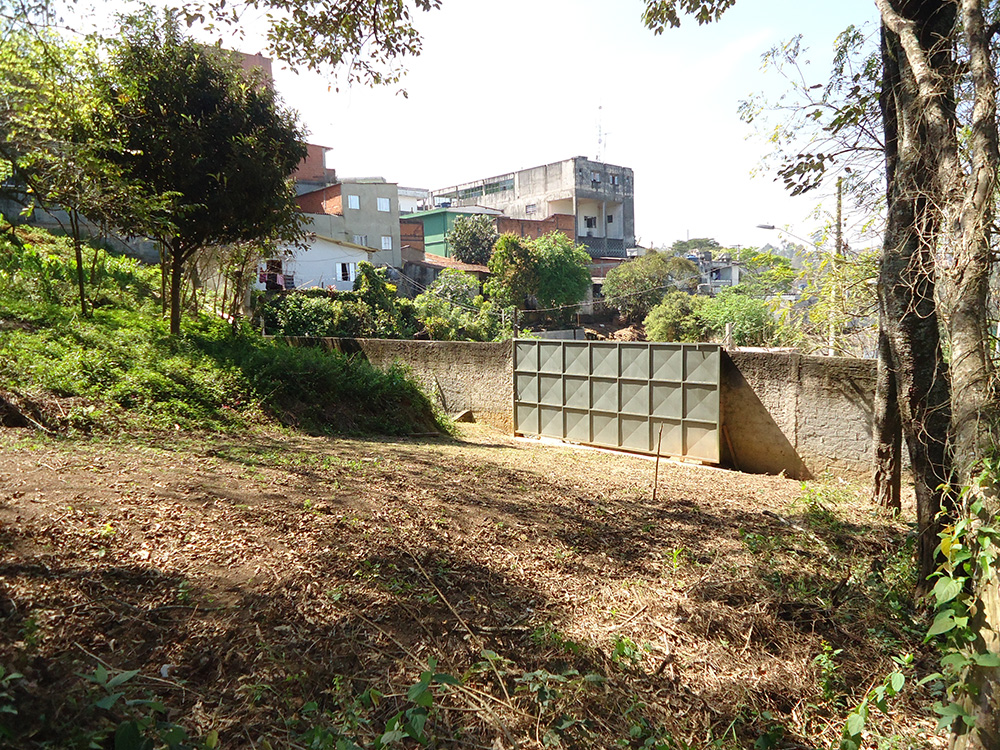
513 340 722 463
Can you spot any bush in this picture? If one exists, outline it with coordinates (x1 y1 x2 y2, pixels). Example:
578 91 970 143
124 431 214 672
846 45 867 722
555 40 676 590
644 291 708 342
602 252 700 322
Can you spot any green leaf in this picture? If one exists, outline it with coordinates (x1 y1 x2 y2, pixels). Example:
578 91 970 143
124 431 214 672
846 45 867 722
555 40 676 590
205 730 219 748
927 610 958 637
96 692 125 710
845 711 865 736
432 672 460 685
407 682 432 708
941 653 971 670
972 652 1000 668
114 721 152 750
889 672 905 692
932 577 964 607
106 669 140 689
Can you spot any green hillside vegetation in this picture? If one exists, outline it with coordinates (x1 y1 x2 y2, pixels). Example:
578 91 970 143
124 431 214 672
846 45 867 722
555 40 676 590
0 228 443 436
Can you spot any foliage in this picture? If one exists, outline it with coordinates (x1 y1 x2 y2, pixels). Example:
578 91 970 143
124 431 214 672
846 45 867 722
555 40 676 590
258 262 417 339
602 251 699 321
669 237 720 255
485 233 537 309
531 232 592 314
89 9 306 333
413 269 510 341
738 28 884 212
0 229 441 435
730 247 796 297
446 214 498 265
643 291 708 342
790 250 878 357
922 458 1000 737
697 288 781 347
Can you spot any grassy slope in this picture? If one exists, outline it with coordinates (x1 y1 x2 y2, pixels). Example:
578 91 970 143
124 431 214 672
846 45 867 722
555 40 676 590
0 228 442 435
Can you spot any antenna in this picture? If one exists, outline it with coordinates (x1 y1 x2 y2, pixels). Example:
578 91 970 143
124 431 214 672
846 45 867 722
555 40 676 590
596 105 604 161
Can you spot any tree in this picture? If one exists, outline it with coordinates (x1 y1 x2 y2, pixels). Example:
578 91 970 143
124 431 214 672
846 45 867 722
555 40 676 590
90 10 306 335
485 234 537 309
669 237 720 255
0 25 159 319
698 288 780 347
446 214 498 265
413 269 505 341
644 290 707 342
644 1 1000 745
531 232 592 313
602 251 699 321
729 248 796 298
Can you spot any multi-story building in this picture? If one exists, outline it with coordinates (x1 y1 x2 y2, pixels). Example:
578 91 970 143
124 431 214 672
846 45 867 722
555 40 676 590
296 177 402 268
429 157 635 258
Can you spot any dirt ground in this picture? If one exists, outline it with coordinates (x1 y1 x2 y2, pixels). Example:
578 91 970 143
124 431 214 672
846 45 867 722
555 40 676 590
0 424 942 749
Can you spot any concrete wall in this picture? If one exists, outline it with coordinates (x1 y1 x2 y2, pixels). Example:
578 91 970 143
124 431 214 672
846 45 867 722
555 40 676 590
278 339 876 478
722 351 876 479
282 338 513 431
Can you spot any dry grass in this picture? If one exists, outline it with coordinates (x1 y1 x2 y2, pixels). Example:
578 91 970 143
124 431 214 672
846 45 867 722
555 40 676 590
0 424 943 749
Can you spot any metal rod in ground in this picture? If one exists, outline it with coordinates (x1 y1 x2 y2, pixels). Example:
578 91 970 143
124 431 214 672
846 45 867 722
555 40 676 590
652 424 664 503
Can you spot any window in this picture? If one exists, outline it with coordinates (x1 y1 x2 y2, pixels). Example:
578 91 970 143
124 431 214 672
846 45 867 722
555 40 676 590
377 197 391 212
381 235 393 250
340 263 356 282
347 194 360 210
352 234 367 246
525 203 538 215
590 171 601 183
584 216 597 229
607 214 614 224
610 174 620 186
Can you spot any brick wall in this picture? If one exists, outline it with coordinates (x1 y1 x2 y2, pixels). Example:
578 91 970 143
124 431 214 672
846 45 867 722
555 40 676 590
496 213 574 242
400 220 425 252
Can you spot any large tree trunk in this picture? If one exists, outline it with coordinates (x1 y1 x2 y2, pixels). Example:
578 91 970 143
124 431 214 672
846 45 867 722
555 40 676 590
878 1 1000 746
876 8 954 590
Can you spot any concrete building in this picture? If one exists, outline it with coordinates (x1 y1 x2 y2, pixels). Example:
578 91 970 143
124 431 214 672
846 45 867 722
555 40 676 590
430 157 635 258
296 178 402 268
255 213 377 292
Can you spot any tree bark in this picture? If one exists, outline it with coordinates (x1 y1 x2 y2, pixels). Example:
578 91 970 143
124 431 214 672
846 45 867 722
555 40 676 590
877 9 954 590
68 209 88 318
873 329 902 512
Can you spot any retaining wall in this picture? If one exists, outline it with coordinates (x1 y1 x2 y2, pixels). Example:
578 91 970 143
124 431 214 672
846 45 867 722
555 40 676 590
282 338 513 431
282 338 876 479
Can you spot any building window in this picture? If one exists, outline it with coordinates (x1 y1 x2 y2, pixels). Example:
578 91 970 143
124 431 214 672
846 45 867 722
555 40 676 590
590 171 601 183
377 197 391 212
525 203 537 215
352 234 367 246
610 174 619 186
340 263 356 282
381 235 393 250
607 214 614 224
347 194 360 210
584 216 597 229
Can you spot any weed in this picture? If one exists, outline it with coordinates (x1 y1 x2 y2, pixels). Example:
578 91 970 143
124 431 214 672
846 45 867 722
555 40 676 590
611 634 645 667
812 640 843 702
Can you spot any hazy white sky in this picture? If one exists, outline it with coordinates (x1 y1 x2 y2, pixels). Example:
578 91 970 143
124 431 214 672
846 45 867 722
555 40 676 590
188 1 883 250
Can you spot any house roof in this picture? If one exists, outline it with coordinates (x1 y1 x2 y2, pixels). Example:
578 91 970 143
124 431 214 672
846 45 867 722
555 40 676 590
312 234 377 253
416 254 489 273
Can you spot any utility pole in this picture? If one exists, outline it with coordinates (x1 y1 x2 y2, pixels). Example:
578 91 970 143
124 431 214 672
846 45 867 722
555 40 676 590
829 177 843 356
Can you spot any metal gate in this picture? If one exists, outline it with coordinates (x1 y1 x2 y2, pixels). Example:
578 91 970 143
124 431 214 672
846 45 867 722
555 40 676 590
513 340 722 463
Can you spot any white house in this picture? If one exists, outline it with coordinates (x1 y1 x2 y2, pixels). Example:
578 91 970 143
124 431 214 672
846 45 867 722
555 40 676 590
255 214 377 292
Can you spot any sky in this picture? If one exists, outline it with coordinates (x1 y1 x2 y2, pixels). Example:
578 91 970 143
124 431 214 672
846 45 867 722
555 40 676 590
94 0 884 251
